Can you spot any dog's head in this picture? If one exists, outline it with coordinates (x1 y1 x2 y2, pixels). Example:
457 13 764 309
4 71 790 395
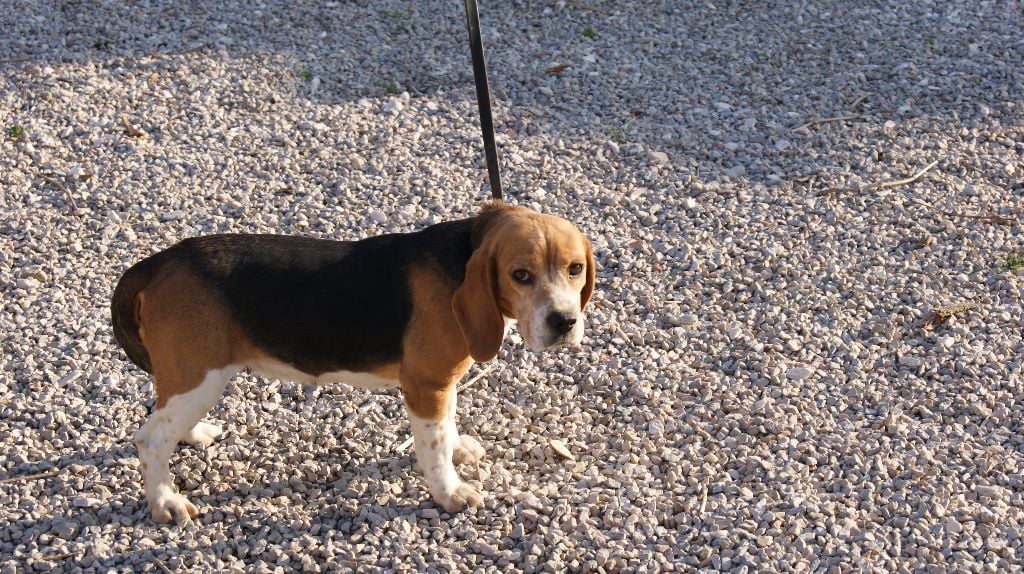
453 203 595 362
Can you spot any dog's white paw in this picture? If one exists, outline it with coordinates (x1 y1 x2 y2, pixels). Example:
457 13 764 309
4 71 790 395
149 492 199 525
184 421 222 447
436 482 484 513
453 436 485 465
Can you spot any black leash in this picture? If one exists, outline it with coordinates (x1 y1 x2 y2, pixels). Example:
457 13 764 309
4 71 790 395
463 0 503 201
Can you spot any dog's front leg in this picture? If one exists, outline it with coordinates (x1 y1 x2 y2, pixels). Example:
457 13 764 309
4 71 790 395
404 384 484 513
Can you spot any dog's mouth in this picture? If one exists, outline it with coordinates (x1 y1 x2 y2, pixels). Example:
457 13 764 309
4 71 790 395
521 332 570 352
545 334 578 349
536 327 584 351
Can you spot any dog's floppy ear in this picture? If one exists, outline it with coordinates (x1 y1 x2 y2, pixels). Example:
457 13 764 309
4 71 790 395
580 237 596 310
453 246 504 362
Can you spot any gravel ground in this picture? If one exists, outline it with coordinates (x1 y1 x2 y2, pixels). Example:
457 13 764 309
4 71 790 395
2 0 1023 572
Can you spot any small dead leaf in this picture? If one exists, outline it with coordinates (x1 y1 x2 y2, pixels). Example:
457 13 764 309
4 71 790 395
923 301 976 330
913 234 934 249
549 439 574 460
121 115 146 138
922 313 948 330
545 63 570 76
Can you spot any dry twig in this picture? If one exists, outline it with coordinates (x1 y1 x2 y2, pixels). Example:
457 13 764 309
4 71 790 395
816 160 1015 225
0 468 60 484
817 160 939 196
39 174 79 211
792 114 863 132
848 92 873 110
41 552 76 562
154 557 174 574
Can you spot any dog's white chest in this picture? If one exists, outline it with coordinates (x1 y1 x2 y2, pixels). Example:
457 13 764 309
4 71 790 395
247 360 399 389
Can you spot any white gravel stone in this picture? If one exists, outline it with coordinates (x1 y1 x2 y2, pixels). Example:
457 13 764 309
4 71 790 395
382 99 404 115
724 164 746 177
786 366 814 381
899 355 923 369
71 497 101 508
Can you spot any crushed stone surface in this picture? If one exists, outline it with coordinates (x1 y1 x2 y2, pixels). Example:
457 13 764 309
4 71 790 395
1 1 1022 572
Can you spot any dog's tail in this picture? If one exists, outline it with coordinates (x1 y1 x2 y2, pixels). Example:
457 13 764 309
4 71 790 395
111 255 164 374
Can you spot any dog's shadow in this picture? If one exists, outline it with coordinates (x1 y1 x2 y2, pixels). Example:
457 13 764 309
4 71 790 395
3 370 483 570
2 423 421 523
4 436 425 569
195 439 430 516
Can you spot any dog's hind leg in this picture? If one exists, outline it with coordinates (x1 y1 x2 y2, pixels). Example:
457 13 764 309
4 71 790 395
135 365 236 524
131 266 246 524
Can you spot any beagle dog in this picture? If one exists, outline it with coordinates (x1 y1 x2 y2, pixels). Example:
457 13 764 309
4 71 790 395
111 202 595 524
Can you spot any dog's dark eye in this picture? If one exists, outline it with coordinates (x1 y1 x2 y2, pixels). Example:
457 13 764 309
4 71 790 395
512 269 532 284
568 263 584 276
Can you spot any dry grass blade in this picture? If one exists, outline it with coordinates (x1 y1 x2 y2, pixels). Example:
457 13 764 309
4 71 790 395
0 468 60 484
817 160 939 196
792 114 864 132
545 63 570 76
923 301 976 330
906 198 1016 226
457 366 494 392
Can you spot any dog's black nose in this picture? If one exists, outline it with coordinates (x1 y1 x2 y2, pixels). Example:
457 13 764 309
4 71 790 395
546 311 577 335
